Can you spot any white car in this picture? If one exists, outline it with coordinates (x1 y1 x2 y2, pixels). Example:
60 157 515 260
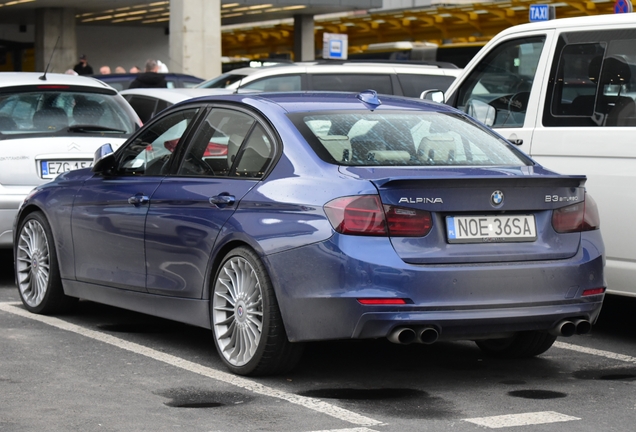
0 72 141 248
119 87 234 123
197 61 462 98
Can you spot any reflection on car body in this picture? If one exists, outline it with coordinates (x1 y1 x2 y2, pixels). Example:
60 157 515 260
14 90 605 377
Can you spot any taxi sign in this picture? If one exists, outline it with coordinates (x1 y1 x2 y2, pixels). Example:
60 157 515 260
529 4 555 22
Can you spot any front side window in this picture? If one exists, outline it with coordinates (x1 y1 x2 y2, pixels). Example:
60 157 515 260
291 110 531 167
455 37 545 128
397 74 456 97
0 90 138 137
544 29 636 127
118 108 199 176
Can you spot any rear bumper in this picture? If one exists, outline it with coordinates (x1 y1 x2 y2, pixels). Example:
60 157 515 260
265 230 605 342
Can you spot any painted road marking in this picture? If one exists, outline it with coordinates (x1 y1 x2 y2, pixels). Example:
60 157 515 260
307 429 379 432
464 411 580 428
0 302 382 427
555 341 636 364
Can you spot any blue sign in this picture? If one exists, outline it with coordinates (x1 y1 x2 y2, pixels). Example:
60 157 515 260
529 4 554 22
614 0 633 13
329 40 343 59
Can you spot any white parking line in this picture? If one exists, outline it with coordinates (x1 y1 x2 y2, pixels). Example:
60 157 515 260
554 341 636 364
306 428 380 432
463 411 580 428
0 302 383 427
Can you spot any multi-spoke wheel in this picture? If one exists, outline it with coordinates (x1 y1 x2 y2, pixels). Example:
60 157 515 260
211 247 303 376
475 331 557 358
15 212 76 314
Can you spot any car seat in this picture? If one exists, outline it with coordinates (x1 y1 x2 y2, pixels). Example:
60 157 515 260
32 107 68 131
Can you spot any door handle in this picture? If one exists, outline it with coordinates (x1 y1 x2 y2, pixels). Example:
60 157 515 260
209 195 235 207
509 138 523 146
128 195 149 205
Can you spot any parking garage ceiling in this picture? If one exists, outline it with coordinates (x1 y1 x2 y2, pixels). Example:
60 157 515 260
0 0 623 59
0 0 379 26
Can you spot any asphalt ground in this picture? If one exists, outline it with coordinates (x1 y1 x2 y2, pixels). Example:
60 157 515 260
1 248 635 432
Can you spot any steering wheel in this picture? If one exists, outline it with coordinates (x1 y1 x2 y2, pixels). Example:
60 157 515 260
506 92 531 126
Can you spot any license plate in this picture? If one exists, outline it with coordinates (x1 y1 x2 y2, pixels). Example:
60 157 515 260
40 160 93 179
446 214 537 243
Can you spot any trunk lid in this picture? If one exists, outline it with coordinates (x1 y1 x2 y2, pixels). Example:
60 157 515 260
341 165 586 264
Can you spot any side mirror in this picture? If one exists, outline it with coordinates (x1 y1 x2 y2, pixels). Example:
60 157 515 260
92 143 116 173
466 99 496 127
420 89 445 103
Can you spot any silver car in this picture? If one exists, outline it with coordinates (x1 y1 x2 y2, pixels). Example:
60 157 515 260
197 61 462 98
0 72 140 248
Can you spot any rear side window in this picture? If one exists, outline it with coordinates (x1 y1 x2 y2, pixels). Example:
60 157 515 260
311 74 393 95
125 95 159 123
242 75 302 92
290 110 530 167
397 73 456 97
544 29 636 127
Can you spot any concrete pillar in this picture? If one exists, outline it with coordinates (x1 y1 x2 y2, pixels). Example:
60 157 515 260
34 8 77 74
169 0 221 80
293 14 315 62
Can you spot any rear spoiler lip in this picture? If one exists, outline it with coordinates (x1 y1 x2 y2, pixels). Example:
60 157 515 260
369 175 587 189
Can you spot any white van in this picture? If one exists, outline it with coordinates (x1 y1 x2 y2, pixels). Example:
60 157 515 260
438 13 636 297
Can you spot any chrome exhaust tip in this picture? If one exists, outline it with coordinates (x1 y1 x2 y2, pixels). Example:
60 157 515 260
387 327 417 345
550 320 576 337
417 326 439 344
573 319 592 335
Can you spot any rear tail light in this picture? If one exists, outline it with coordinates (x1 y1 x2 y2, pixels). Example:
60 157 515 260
552 193 600 233
203 142 228 157
324 195 432 237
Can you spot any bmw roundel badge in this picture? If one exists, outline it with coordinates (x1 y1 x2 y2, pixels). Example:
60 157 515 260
491 190 504 206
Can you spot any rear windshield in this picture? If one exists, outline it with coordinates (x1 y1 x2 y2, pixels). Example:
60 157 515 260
0 90 138 138
290 110 530 167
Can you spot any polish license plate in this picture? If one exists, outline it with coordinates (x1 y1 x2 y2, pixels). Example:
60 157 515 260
446 214 537 243
40 160 93 179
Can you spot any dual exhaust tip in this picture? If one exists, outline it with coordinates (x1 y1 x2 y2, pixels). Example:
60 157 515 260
388 318 592 345
388 326 439 345
550 319 592 337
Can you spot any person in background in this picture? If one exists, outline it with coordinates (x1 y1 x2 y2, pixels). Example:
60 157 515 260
99 65 111 74
128 59 168 89
157 60 169 73
65 69 78 75
129 66 141 73
115 66 126 74
73 54 93 75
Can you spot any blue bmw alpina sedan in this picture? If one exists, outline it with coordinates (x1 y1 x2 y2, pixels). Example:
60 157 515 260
14 90 605 376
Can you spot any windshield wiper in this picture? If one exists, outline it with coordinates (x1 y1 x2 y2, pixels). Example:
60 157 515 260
67 125 126 134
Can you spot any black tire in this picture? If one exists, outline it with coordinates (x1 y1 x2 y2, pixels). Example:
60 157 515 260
211 246 303 376
15 211 77 314
475 331 557 358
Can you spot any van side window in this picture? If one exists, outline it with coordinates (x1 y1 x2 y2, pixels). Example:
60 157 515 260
544 30 636 127
455 37 545 128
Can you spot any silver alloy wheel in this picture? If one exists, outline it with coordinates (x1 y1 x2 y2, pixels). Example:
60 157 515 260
213 256 264 367
16 219 51 308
